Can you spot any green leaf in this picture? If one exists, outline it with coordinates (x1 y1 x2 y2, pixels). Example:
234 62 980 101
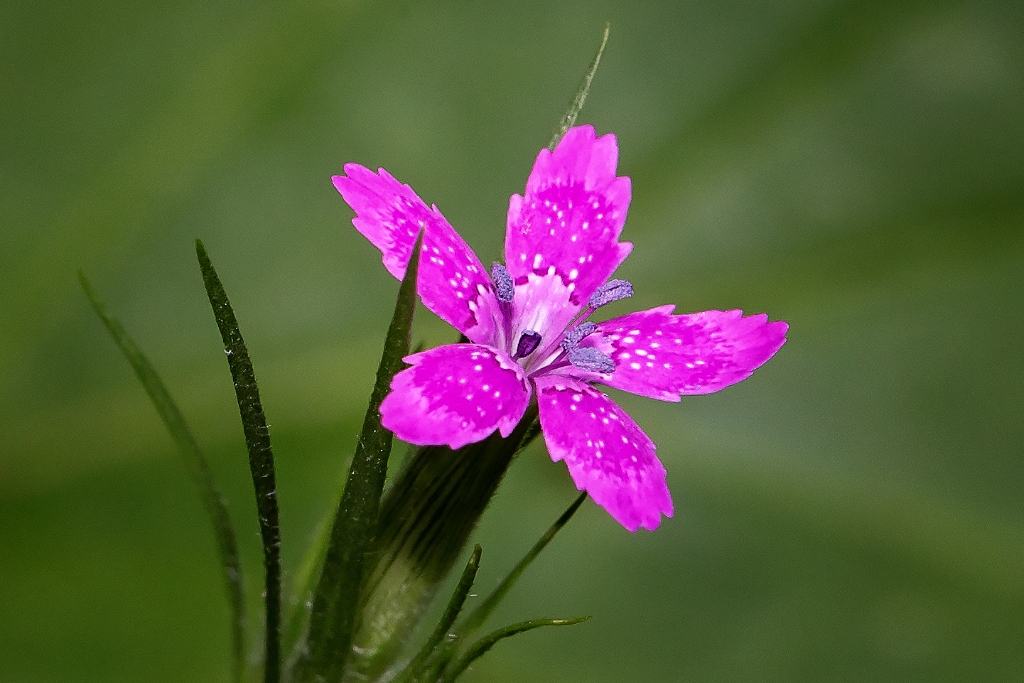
548 23 610 150
78 272 247 683
441 617 591 683
282 504 333 667
195 240 282 683
390 479 582 683
292 231 424 683
398 545 484 683
344 405 539 682
455 491 587 637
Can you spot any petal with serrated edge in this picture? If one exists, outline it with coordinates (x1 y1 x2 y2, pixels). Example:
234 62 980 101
505 125 632 311
534 375 672 532
579 306 788 399
334 165 499 344
380 344 531 450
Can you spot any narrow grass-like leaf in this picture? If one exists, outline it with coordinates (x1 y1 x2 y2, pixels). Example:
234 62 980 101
548 23 610 150
456 491 587 637
78 272 247 683
441 617 590 683
282 506 332 666
398 545 483 683
344 404 539 681
516 417 542 455
293 232 424 683
196 240 282 683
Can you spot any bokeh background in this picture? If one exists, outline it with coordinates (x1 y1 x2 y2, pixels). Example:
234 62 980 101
3 0 1023 681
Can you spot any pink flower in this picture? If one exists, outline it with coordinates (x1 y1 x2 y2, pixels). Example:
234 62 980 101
334 126 787 532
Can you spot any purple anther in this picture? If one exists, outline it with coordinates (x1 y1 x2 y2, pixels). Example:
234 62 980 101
514 330 542 359
588 279 633 309
567 346 615 374
560 322 597 351
491 263 515 303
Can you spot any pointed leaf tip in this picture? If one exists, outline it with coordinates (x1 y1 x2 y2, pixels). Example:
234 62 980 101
443 616 591 683
196 243 282 683
549 23 610 150
294 230 424 682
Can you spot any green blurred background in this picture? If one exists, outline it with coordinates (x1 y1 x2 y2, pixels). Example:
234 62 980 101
2 0 1023 680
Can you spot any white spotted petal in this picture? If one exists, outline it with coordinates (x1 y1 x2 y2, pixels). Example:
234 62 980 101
506 125 633 314
584 306 789 399
380 344 532 449
337 125 789 534
534 375 673 532
333 165 501 344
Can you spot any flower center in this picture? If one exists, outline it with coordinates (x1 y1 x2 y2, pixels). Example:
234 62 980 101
513 330 542 359
490 265 633 377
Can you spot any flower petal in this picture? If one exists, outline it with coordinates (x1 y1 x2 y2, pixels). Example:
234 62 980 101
334 165 500 344
380 344 532 449
505 125 633 309
534 375 673 532
583 306 788 399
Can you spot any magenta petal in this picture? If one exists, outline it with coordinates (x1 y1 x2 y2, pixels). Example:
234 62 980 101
586 306 788 399
534 375 673 532
505 125 633 307
334 165 499 344
380 344 532 449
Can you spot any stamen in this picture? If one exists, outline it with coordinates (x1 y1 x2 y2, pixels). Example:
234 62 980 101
560 322 597 351
491 263 514 303
589 279 633 308
514 330 542 359
567 346 615 374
